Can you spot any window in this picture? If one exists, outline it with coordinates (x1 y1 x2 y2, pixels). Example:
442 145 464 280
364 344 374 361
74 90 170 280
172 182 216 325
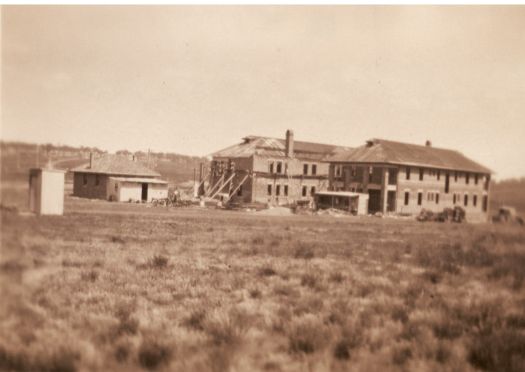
310 186 316 196
95 175 100 186
276 162 282 174
453 194 456 204
475 174 479 185
312 164 317 176
473 194 478 207
418 192 423 206
436 193 440 204
303 164 308 175
419 168 424 181
427 192 432 201
285 163 288 174
267 184 272 196
404 191 410 206
237 185 243 196
437 170 441 180
351 166 357 177
302 186 307 197
284 185 288 196
335 165 342 178
454 172 458 182
276 185 281 196
269 162 274 174
406 167 411 180
482 195 488 212
114 183 118 192
464 194 468 206
83 174 88 186
466 173 470 185
369 167 374 183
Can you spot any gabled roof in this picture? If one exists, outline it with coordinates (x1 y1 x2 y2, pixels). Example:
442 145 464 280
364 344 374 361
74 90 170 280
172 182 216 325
328 139 492 174
211 135 351 161
71 155 160 177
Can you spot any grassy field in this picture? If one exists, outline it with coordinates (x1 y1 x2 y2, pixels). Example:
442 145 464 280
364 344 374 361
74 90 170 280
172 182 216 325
1 191 525 372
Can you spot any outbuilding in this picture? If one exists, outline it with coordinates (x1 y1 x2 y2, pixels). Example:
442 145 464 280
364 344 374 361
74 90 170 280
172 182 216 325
29 168 66 215
71 154 167 202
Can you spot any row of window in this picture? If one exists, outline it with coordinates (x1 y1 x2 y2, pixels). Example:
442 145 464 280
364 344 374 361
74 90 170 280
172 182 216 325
267 184 316 197
403 190 486 210
406 167 483 185
268 161 317 176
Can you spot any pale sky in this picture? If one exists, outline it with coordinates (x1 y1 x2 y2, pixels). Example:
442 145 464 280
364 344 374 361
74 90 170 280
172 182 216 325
2 6 524 179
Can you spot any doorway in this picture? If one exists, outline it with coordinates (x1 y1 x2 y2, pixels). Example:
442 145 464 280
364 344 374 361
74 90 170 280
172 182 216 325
387 191 396 212
141 183 148 201
368 189 381 214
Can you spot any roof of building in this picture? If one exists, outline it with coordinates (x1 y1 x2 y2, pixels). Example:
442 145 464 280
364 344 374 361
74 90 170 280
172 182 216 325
109 177 168 184
328 139 491 174
211 135 351 161
71 155 161 177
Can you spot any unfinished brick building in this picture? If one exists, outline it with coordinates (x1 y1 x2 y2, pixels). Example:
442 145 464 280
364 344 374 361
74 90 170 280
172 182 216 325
206 130 349 205
327 139 492 222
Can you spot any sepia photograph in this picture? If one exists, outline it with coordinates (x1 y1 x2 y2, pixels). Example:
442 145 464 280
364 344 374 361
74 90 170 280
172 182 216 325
1 3 525 371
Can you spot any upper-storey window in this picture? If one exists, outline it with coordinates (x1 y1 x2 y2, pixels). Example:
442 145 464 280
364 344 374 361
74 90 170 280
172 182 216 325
406 167 411 180
437 170 441 180
454 171 458 182
419 168 424 181
269 162 274 174
276 162 282 174
351 166 357 177
95 175 100 186
303 164 308 175
369 167 374 183
474 174 479 185
312 164 317 176
83 174 88 186
466 173 470 185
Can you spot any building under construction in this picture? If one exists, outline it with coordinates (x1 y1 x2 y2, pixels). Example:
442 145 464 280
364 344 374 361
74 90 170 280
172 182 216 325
199 130 349 206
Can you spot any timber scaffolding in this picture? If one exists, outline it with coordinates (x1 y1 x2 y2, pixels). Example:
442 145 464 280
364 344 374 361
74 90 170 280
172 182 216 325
194 160 251 206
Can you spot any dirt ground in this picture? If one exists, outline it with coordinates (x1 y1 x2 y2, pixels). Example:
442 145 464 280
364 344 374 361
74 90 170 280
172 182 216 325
1 193 525 372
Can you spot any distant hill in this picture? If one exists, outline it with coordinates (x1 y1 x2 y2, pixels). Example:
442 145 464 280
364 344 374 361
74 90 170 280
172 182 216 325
0 141 208 185
490 178 525 215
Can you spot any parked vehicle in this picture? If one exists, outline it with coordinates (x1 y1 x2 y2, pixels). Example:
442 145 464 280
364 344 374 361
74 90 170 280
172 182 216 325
492 206 524 225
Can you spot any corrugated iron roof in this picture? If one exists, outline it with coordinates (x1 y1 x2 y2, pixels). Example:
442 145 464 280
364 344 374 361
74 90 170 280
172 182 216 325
109 177 167 184
328 139 491 174
71 155 160 177
211 136 351 161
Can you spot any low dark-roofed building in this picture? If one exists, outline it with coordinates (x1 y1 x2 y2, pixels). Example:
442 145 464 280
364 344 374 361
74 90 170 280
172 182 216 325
71 154 167 202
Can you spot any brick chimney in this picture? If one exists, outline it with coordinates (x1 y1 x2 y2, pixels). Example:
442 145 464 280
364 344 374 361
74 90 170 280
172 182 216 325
285 129 294 158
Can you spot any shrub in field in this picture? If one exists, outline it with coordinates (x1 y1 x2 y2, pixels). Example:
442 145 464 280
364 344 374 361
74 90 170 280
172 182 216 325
183 309 207 331
329 271 344 283
392 345 413 365
138 339 172 370
204 308 252 346
468 329 525 372
288 315 330 354
150 254 169 269
80 269 99 283
300 272 322 290
249 288 262 299
258 265 277 277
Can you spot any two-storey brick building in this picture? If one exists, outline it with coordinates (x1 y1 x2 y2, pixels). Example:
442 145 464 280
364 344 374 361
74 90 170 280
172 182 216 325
207 130 349 205
327 139 492 222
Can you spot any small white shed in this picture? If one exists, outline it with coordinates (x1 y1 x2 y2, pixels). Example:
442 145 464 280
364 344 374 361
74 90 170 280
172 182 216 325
29 168 66 215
